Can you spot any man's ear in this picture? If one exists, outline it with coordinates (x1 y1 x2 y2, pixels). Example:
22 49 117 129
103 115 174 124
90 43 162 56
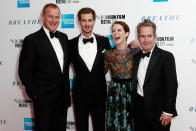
41 14 44 21
154 34 157 40
78 20 81 26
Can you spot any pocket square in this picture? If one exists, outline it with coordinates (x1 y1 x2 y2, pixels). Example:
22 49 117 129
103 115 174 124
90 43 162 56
102 49 105 53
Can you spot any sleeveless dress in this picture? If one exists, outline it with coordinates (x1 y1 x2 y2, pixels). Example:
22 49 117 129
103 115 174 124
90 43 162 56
105 47 139 131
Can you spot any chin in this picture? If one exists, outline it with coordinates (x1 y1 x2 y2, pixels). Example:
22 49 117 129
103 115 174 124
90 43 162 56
115 42 121 45
83 29 91 33
49 28 56 32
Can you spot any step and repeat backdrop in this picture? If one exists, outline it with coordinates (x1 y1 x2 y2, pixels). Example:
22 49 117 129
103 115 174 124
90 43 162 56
0 0 196 130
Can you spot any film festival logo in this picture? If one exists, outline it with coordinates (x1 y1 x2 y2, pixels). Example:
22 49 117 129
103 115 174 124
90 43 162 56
97 14 126 24
8 19 41 26
14 99 32 108
24 118 35 130
141 15 181 22
66 121 76 130
61 14 74 28
155 36 175 47
17 0 30 8
11 38 23 48
56 0 79 4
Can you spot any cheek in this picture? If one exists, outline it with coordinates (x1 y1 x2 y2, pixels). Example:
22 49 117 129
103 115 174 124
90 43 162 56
89 24 93 27
90 22 95 27
139 40 145 45
47 17 52 21
81 24 85 28
57 20 60 24
150 40 155 45
56 19 60 22
80 22 85 26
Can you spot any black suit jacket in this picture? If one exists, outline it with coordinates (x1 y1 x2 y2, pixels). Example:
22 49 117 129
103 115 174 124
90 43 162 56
132 45 178 121
18 27 71 107
69 34 111 102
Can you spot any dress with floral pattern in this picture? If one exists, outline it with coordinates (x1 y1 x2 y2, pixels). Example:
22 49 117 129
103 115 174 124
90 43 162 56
105 46 139 131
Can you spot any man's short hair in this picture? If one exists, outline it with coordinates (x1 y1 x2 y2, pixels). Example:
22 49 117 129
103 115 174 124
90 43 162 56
42 3 60 15
77 7 96 21
137 19 156 36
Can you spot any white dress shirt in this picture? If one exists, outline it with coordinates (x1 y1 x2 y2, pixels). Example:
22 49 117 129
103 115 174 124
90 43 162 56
78 34 97 72
43 26 64 72
137 46 154 96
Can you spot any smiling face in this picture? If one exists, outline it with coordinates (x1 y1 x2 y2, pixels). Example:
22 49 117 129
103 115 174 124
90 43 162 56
138 26 156 52
112 23 129 45
41 6 60 32
78 13 95 37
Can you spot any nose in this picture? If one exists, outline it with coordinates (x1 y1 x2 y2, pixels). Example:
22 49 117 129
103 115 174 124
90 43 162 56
114 30 118 34
86 21 90 26
112 31 117 37
51 18 55 23
144 36 148 41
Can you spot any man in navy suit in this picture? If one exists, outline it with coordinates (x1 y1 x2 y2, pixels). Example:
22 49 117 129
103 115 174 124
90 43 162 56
69 7 111 131
18 3 71 131
132 19 178 131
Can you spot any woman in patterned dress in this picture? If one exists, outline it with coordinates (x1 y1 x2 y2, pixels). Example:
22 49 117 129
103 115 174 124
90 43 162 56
105 21 139 131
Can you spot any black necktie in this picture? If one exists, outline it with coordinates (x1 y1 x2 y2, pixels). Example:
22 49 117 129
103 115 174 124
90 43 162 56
83 37 94 44
49 32 58 39
141 52 151 58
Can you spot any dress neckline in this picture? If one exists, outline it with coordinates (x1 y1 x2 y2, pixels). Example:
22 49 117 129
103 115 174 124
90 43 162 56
114 47 130 55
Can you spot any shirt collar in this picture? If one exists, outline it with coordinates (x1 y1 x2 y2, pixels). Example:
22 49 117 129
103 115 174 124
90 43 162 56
80 33 95 39
43 26 57 39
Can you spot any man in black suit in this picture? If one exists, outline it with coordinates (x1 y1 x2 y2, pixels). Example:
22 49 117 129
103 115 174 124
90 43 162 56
69 7 111 131
132 19 178 131
18 3 71 131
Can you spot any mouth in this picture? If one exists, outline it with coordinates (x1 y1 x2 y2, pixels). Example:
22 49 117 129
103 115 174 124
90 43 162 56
50 25 56 28
114 36 120 41
49 23 56 28
143 42 149 46
85 26 91 30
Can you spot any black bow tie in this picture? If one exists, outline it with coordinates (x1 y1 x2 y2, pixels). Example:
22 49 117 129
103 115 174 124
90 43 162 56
49 32 58 39
141 52 151 58
83 37 94 44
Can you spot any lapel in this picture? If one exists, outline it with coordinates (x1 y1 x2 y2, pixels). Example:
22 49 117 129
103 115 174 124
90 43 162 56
132 51 142 93
144 45 160 83
91 34 103 71
38 27 63 74
133 51 142 79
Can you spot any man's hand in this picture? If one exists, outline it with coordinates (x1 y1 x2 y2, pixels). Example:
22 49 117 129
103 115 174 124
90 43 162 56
160 113 172 126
